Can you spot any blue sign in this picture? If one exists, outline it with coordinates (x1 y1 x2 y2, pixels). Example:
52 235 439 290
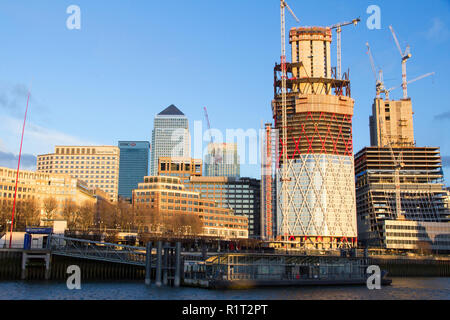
25 227 53 234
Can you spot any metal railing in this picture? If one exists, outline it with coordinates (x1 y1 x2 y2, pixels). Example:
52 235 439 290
49 235 147 266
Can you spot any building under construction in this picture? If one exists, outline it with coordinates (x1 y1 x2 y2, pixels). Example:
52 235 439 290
261 123 278 240
356 98 450 252
267 26 358 249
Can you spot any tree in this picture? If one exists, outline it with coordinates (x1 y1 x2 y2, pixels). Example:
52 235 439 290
62 199 79 230
16 198 40 229
97 199 116 230
42 197 58 223
166 213 204 236
116 200 135 231
0 201 12 232
78 201 95 231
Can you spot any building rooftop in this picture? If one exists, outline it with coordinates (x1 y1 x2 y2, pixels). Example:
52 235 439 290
157 104 184 116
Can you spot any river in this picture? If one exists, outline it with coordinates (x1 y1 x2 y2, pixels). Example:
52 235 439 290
0 277 448 300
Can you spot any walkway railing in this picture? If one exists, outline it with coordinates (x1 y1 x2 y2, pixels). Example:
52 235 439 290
49 235 147 266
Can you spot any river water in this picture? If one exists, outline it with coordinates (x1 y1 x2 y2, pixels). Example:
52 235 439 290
0 277 448 300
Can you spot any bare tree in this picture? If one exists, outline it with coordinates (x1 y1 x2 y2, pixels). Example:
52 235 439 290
165 213 204 236
16 198 40 229
62 200 79 230
42 197 58 223
0 201 12 232
78 201 95 231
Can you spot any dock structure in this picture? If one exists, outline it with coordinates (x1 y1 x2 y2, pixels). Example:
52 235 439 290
183 252 389 289
48 235 183 286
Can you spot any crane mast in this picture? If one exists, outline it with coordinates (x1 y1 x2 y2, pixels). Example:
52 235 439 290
203 106 221 167
280 0 299 241
330 18 360 80
389 25 411 100
366 42 384 98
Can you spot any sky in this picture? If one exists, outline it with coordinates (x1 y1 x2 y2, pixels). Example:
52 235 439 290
0 0 449 184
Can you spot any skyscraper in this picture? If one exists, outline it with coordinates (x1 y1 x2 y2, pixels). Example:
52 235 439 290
150 105 190 176
118 141 150 200
272 26 357 249
204 143 240 177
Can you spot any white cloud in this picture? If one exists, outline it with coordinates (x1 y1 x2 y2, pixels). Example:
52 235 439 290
425 18 449 42
0 115 97 157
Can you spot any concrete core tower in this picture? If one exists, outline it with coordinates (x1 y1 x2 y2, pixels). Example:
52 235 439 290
272 26 357 249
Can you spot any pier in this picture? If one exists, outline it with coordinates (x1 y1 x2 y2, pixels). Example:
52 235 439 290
1 234 449 286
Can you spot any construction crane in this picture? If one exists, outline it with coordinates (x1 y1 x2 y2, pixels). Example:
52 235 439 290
378 114 405 220
330 18 360 80
203 107 221 166
383 72 435 100
389 25 412 99
280 0 299 241
366 42 385 98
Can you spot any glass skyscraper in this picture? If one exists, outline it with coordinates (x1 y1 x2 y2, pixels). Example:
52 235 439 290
204 142 240 177
118 141 150 200
150 105 190 175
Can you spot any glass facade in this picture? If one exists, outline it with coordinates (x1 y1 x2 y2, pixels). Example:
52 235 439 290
150 105 190 176
118 141 150 199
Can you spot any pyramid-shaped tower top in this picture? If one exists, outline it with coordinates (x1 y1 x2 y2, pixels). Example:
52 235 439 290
158 104 185 116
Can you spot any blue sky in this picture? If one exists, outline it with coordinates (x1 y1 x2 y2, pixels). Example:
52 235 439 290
0 0 449 183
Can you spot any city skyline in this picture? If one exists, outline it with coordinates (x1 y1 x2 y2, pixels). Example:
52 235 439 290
0 0 449 182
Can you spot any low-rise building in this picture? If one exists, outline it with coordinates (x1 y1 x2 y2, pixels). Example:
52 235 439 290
382 220 450 253
0 166 96 221
132 176 248 239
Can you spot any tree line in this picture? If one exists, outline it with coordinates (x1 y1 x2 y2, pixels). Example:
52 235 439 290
1 197 204 236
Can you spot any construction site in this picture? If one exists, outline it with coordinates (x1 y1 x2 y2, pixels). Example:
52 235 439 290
259 1 450 253
261 1 362 250
355 28 450 253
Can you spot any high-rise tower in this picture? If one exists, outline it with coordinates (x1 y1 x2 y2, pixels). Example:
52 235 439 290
272 26 357 249
118 141 150 200
150 105 190 176
204 143 240 178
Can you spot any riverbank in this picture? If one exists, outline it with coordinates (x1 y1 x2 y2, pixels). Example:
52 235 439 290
1 250 449 281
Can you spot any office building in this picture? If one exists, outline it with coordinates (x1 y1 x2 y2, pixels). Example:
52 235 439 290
0 166 95 219
272 26 357 249
150 105 190 176
158 157 202 186
187 176 260 238
118 141 150 200
37 146 120 202
132 176 248 239
204 143 240 178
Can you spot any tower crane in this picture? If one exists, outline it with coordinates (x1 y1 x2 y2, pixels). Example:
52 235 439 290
329 18 360 80
280 0 299 240
366 42 385 98
389 25 412 99
203 107 221 166
378 115 405 220
383 72 435 100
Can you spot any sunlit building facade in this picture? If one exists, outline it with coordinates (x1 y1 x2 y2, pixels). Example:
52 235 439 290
132 176 248 239
37 146 120 202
